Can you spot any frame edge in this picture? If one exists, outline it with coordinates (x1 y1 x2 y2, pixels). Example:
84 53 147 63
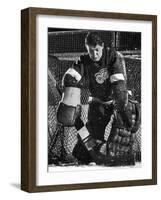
152 15 157 185
21 8 30 192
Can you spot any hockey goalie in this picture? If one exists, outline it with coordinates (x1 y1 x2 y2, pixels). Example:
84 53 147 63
57 32 141 166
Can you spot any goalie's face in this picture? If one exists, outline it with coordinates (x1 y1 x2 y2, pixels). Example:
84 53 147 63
86 43 104 62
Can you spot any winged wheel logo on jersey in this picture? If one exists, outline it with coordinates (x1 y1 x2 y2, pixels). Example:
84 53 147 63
95 68 109 84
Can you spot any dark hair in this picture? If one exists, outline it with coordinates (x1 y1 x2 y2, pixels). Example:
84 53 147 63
85 32 103 46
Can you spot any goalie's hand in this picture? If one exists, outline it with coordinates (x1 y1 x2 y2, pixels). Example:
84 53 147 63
107 100 141 157
116 99 141 132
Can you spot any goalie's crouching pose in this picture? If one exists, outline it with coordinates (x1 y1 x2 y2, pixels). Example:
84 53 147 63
57 32 141 166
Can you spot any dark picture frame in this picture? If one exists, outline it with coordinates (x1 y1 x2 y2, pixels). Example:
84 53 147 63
21 7 157 192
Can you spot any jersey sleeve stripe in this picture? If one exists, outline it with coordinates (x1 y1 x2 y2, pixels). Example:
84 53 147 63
65 68 82 82
110 73 125 83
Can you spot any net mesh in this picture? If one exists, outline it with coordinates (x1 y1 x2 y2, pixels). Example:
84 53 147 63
48 30 141 54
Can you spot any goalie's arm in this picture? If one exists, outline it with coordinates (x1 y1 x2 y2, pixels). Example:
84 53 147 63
111 80 133 128
57 54 87 126
57 67 82 126
109 52 133 128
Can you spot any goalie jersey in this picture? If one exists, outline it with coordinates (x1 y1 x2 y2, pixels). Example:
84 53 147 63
73 47 127 102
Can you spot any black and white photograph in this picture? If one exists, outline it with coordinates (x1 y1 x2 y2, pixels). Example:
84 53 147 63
48 28 141 168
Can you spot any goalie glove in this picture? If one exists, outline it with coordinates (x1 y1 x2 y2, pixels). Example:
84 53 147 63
117 99 141 132
106 99 141 159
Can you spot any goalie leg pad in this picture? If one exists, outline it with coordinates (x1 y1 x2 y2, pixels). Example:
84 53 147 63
107 126 134 152
106 100 141 159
